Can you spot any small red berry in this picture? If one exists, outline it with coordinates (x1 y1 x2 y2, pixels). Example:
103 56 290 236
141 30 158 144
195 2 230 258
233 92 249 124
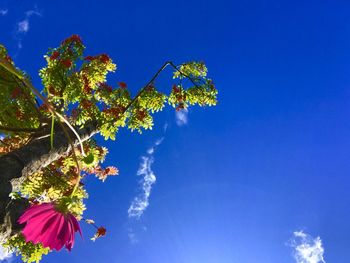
84 85 92 94
99 54 110 64
136 110 147 121
5 55 12 63
176 103 185 111
99 83 112 93
63 34 82 45
119 82 127 89
39 104 49 112
84 56 95 61
172 84 180 93
15 109 24 119
70 34 82 43
11 87 21 99
50 51 60 60
80 99 92 109
61 59 72 68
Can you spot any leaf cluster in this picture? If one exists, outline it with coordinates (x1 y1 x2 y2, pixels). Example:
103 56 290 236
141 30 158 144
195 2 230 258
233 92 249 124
3 234 49 263
0 45 41 133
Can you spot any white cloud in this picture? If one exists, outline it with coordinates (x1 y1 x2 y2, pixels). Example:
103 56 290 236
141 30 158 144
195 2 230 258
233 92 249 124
163 122 168 132
147 147 154 155
155 137 164 146
145 137 163 155
289 231 326 263
0 245 12 261
25 10 42 17
127 128 167 244
128 137 165 219
0 9 8 16
15 8 42 50
17 19 29 33
16 8 41 34
127 228 139 244
175 108 188 126
128 156 156 218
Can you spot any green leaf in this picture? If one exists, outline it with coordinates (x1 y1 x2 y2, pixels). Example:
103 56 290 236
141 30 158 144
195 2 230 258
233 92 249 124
82 153 94 165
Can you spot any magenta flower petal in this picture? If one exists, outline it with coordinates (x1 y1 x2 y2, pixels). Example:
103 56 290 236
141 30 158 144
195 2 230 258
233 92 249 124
22 210 57 243
69 214 82 237
67 221 73 249
52 215 66 251
18 203 53 224
58 219 70 250
40 215 61 248
18 203 82 251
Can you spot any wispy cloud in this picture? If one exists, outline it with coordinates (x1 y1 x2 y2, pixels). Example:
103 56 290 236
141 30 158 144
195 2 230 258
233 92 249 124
175 108 188 126
128 137 164 219
15 7 42 50
17 20 29 33
127 127 168 244
25 10 41 17
127 228 139 244
0 245 12 262
163 122 168 132
289 231 326 263
128 155 156 218
0 9 8 16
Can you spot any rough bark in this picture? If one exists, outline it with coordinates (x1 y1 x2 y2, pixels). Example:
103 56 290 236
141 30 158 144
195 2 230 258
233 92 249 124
0 121 98 243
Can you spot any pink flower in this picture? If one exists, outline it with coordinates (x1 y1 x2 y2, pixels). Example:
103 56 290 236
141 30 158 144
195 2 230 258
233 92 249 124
18 203 82 251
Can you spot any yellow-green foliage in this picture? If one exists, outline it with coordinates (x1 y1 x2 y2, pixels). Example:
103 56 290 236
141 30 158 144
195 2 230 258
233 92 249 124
0 45 40 133
3 234 50 263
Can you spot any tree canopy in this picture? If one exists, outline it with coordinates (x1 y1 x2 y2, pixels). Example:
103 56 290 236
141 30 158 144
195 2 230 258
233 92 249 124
0 35 217 262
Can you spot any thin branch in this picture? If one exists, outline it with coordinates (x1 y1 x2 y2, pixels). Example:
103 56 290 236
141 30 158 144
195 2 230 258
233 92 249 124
122 61 171 112
110 61 203 122
168 61 205 88
0 125 43 133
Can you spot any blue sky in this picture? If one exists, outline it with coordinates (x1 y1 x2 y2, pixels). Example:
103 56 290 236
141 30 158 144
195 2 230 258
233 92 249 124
1 0 350 262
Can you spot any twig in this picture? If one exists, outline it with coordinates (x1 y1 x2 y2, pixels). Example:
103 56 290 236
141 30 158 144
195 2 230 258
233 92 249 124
168 61 205 88
122 61 171 112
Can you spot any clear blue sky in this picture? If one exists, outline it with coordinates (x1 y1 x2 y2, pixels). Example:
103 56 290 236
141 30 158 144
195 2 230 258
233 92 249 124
1 0 350 262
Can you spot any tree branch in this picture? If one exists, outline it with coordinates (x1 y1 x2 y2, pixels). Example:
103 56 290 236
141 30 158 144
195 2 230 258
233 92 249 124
0 125 44 133
122 61 171 111
168 61 204 88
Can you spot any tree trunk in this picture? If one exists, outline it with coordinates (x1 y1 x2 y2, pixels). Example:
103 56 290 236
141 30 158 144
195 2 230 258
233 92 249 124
0 121 98 243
